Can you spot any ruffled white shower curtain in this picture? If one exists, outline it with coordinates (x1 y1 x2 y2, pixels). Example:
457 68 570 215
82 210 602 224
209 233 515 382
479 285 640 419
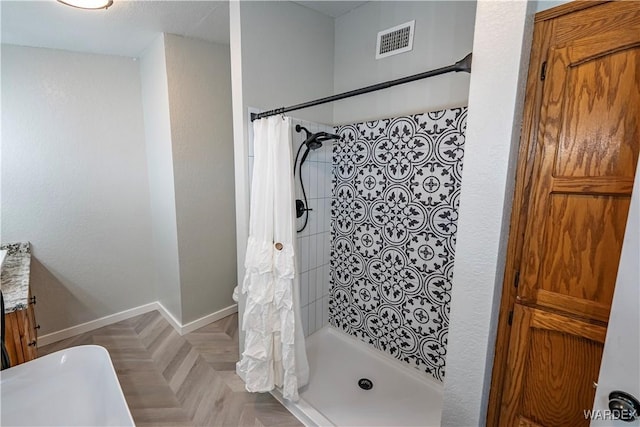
235 116 309 401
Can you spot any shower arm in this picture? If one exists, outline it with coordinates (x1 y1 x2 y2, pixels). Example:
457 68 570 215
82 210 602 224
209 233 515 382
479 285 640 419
251 53 472 122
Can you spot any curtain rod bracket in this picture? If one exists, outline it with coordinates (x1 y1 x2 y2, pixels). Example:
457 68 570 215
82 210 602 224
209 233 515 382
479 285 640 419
454 52 473 73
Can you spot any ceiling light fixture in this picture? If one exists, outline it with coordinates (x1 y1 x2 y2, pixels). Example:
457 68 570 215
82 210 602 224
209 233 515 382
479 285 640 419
57 0 113 10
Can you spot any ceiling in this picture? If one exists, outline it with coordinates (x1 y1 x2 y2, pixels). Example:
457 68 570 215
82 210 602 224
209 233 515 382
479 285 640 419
1 0 230 57
293 1 367 18
1 0 368 58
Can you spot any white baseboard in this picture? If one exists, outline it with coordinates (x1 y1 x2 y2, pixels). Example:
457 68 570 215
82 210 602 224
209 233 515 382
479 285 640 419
38 302 238 347
180 304 238 335
37 302 159 347
155 301 183 334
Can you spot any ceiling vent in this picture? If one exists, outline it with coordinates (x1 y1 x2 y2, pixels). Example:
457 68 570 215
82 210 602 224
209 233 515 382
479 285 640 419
376 20 415 59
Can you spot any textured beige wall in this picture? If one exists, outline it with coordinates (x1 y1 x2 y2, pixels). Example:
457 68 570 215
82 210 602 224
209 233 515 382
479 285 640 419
164 34 236 324
2 44 156 334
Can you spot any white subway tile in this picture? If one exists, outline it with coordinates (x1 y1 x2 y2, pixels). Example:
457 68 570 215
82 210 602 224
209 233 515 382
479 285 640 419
300 236 309 272
309 234 318 270
316 198 326 233
322 296 329 327
322 264 330 297
306 199 318 235
309 161 319 200
303 153 311 198
318 198 331 233
294 168 303 201
323 163 333 198
325 197 332 230
308 303 316 335
301 304 309 337
321 161 330 197
308 267 317 302
295 236 303 272
309 122 320 135
315 267 324 300
300 272 309 306
318 139 326 164
296 208 308 237
323 232 331 265
315 300 323 331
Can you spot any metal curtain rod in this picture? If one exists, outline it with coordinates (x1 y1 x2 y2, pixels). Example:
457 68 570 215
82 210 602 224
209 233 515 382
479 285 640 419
250 53 472 122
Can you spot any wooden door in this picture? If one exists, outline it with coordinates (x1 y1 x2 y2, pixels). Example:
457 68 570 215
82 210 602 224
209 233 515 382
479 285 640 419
490 2 640 426
501 306 607 427
517 5 640 322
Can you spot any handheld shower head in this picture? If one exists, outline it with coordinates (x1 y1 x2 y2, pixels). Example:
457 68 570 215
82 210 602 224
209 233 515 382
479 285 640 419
295 125 341 151
306 139 323 151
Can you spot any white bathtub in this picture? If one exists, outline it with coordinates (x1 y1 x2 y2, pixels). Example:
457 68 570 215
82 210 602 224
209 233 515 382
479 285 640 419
0 345 134 427
272 326 443 426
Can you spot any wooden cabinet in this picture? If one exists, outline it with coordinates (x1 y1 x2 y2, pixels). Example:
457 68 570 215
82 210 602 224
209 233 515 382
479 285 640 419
488 2 640 426
4 294 38 366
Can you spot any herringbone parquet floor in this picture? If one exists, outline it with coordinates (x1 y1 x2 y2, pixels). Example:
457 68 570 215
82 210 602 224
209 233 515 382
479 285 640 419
39 311 302 427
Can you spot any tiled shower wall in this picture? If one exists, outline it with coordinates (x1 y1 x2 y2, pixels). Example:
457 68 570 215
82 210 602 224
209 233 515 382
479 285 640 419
247 111 332 337
329 108 467 382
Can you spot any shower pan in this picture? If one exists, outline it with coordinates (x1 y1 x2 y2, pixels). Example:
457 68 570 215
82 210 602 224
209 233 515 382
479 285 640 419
272 328 443 426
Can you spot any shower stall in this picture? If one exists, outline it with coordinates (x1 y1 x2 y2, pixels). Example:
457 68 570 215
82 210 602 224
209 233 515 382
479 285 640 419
245 101 467 425
232 1 477 424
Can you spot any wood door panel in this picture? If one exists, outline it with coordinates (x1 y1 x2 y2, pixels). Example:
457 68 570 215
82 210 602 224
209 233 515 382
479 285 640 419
554 2 640 45
537 194 630 310
556 47 640 178
551 176 635 195
520 327 603 426
500 306 606 427
519 15 640 315
517 416 544 427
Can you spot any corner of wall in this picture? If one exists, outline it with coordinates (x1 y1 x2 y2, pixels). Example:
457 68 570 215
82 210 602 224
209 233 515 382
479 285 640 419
229 0 248 353
441 1 537 425
162 33 237 324
138 32 183 323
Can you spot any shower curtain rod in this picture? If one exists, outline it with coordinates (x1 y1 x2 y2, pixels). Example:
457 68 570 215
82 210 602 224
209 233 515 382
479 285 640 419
250 53 472 122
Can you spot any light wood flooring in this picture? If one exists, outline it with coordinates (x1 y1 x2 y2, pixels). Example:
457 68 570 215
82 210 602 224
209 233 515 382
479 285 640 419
39 311 302 427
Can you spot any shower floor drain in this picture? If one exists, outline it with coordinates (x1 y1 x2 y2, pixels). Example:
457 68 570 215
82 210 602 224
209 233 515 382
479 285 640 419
358 378 373 390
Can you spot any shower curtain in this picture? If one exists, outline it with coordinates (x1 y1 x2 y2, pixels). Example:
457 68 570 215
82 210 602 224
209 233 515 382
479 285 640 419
236 116 309 401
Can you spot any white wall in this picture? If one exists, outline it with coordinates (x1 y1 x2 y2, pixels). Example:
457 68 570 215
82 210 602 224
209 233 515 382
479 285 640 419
536 0 571 13
442 1 536 425
164 34 236 324
240 1 335 125
333 1 476 124
592 168 640 427
1 44 156 334
139 34 183 321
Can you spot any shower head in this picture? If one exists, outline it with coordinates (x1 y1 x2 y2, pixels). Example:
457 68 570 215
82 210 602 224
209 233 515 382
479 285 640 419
295 124 340 151
308 131 341 149
306 138 323 151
